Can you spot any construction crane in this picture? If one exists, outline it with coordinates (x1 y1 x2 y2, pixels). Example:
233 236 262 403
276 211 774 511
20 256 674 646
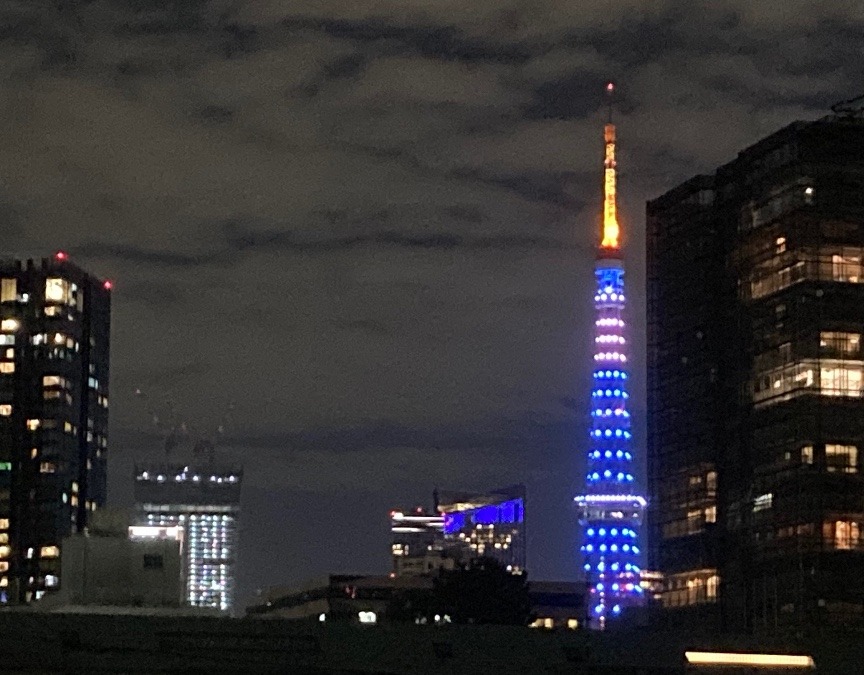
133 387 235 465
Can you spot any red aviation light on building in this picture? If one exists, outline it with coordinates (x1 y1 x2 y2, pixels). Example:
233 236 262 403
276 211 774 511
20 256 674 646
55 251 68 261
103 280 113 291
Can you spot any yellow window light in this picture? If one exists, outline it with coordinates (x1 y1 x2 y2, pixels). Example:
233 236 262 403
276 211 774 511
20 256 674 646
684 651 815 668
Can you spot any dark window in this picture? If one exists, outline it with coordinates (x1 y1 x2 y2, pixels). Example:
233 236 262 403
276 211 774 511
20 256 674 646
143 554 163 569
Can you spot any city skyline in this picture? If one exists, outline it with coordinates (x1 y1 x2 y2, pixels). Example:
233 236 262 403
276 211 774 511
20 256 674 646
1 2 862 606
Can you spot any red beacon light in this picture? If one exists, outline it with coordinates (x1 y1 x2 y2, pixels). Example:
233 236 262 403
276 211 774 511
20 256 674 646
103 280 113 291
55 251 68 261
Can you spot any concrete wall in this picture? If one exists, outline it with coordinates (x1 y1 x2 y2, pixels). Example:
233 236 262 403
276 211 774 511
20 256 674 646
57 534 183 607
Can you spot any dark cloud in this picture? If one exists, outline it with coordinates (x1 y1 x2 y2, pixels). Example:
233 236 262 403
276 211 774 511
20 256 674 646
2 0 862 605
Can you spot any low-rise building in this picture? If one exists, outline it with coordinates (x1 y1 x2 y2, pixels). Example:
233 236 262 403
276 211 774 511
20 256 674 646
248 574 585 629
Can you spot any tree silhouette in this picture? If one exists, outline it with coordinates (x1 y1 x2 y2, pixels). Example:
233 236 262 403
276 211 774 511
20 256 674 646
431 557 533 626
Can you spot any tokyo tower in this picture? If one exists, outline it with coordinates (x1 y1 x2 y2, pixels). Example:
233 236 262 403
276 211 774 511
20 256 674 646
574 84 646 628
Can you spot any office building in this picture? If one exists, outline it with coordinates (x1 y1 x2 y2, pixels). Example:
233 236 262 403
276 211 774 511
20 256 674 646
574 89 646 628
437 484 526 572
647 109 864 629
134 463 241 611
0 253 111 603
389 507 450 576
389 485 527 576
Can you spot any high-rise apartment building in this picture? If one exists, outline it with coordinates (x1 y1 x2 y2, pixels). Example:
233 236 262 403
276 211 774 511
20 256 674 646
0 254 111 603
647 111 864 630
134 463 242 611
575 89 646 629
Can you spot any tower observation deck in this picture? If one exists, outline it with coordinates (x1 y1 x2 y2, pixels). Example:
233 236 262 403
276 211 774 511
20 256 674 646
574 84 646 628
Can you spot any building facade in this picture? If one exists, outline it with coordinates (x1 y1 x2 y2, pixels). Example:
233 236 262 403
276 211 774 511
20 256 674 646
647 112 864 630
134 463 241 612
437 484 526 573
575 100 646 628
248 574 585 630
389 507 445 574
0 254 111 603
389 485 527 576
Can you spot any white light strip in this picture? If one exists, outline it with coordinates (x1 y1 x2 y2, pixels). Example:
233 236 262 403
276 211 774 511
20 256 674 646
574 494 647 507
684 652 814 668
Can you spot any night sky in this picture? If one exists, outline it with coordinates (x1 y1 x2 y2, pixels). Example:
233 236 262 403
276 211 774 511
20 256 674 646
3 1 862 607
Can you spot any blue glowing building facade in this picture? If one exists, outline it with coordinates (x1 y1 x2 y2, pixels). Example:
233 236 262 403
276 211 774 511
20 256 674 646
575 103 646 628
437 484 526 572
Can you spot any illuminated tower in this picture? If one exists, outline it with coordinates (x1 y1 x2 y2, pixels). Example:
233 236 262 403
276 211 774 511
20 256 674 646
574 84 646 628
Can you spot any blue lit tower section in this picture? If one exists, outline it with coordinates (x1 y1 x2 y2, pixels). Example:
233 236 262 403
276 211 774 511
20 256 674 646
574 90 646 628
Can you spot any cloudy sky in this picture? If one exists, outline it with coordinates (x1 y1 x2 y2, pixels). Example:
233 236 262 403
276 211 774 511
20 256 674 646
2 0 862 604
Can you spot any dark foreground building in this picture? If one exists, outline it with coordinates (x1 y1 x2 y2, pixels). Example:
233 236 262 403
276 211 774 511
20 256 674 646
647 110 864 630
0 254 111 603
0 610 833 673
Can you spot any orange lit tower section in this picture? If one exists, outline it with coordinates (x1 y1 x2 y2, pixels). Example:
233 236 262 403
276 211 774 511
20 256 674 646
601 122 620 250
574 84 646 629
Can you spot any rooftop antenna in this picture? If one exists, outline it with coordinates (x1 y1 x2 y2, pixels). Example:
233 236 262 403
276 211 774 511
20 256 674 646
605 81 615 123
601 82 620 251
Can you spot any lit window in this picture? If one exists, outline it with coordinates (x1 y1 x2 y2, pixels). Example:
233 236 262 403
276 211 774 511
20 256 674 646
0 546 10 558
704 506 717 523
826 444 858 474
26 419 39 430
0 363 13 374
43 306 60 317
801 445 814 464
833 252 862 283
45 278 70 304
821 366 863 397
42 375 61 387
753 493 773 512
705 471 717 491
0 405 10 417
0 319 18 332
566 618 579 630
0 279 16 303
4 348 11 358
831 521 860 550
775 237 786 254
40 546 59 558
45 575 58 587
820 332 860 356
0 519 8 529
39 462 56 474
0 335 13 346
0 563 7 573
